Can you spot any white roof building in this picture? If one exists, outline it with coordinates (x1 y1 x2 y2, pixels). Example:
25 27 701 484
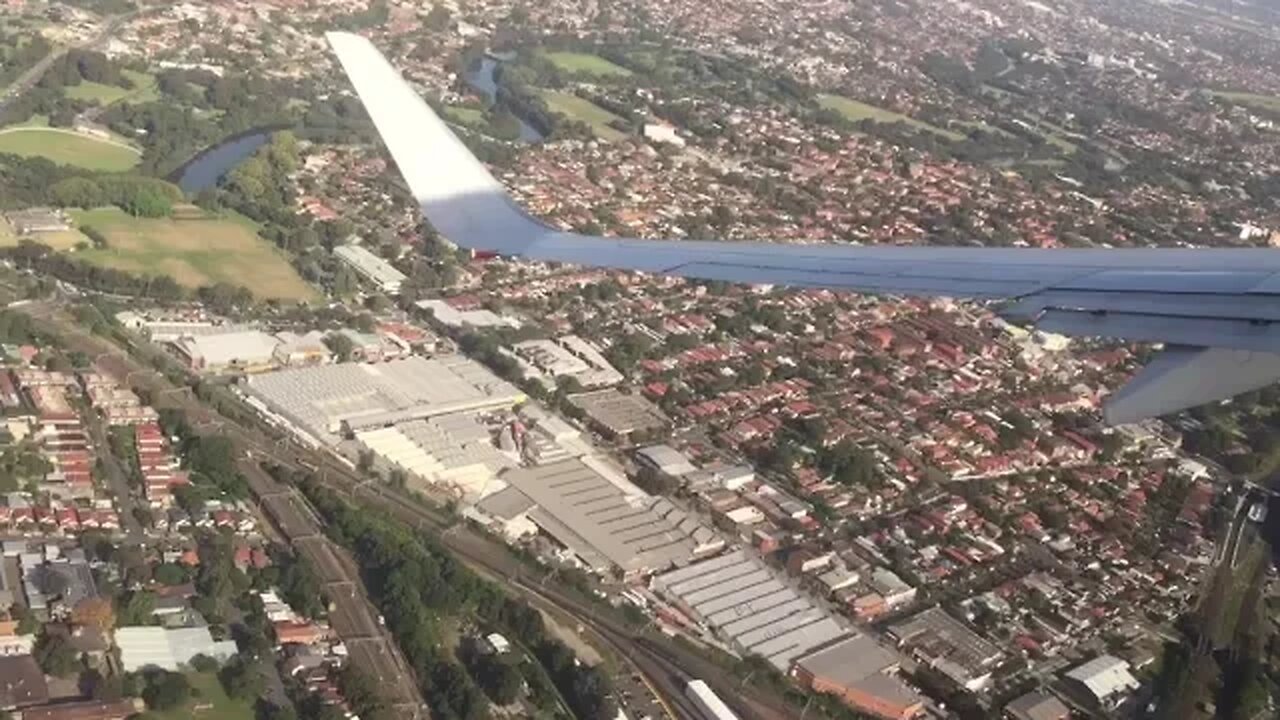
416 299 522 329
116 626 238 671
173 330 281 372
1065 654 1139 705
243 355 524 444
652 550 851 671
335 243 407 294
636 444 697 477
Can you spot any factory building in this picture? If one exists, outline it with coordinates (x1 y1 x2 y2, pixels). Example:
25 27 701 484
472 458 721 578
356 413 516 498
334 243 407 294
1062 655 1139 709
887 607 1003 691
243 355 524 445
1004 691 1070 720
567 389 670 441
416 299 522 329
792 635 925 720
651 550 849 671
172 330 282 373
512 335 623 389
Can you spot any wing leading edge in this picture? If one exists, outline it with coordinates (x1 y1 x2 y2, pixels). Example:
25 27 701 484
326 31 1280 424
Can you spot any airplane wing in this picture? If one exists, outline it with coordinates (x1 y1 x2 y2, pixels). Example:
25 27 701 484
327 31 1280 425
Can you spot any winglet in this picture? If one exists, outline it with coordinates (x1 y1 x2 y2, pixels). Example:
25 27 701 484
325 31 548 255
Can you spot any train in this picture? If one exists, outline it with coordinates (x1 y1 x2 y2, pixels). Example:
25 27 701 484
685 680 740 720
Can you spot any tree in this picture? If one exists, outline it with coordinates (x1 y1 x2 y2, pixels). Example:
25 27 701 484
219 655 264 699
472 654 522 705
121 187 172 217
190 654 220 672
153 562 189 586
142 671 191 710
49 177 105 207
34 631 80 677
72 597 116 631
324 332 355 362
425 4 451 30
116 590 156 626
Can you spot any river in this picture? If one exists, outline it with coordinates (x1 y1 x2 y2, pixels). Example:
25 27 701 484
462 57 544 143
173 131 272 193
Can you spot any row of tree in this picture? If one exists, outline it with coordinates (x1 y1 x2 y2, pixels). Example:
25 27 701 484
292 470 618 720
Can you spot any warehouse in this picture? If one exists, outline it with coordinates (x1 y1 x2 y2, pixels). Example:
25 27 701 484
171 330 281 373
888 607 1003 691
243 355 524 444
334 243 407 294
567 389 669 441
357 414 516 497
651 550 850 671
116 626 238 671
495 458 719 578
512 335 623 389
1063 655 1139 708
793 635 925 720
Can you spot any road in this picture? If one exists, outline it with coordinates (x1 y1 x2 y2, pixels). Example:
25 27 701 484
19 301 798 720
84 414 146 543
0 11 138 114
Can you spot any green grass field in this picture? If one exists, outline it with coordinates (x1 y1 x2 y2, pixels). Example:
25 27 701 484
64 81 129 103
0 127 140 171
542 51 633 78
64 70 158 105
539 90 627 141
69 207 318 301
151 672 253 720
817 94 964 141
1210 90 1280 113
443 105 486 127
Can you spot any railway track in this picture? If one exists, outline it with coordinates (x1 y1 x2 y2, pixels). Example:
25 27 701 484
25 305 798 720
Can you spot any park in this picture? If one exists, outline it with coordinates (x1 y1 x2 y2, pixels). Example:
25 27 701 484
69 207 317 302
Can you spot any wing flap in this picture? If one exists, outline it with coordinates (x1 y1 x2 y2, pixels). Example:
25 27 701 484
1105 347 1280 424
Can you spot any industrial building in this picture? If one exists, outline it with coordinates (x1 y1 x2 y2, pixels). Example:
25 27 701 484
511 335 623 389
1004 691 1070 720
116 626 238 671
416 299 522 329
334 243 407 294
1062 655 1139 708
243 355 524 445
272 331 333 367
567 389 670 441
356 413 516 497
636 444 698 478
651 550 850 671
474 458 720 577
172 330 282 373
887 607 1003 691
792 635 925 720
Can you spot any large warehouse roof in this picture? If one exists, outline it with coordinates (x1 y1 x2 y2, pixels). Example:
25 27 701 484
116 626 238 671
888 607 1003 689
503 459 712 575
357 414 516 496
244 355 523 444
1065 655 1139 702
652 550 851 670
175 330 281 368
